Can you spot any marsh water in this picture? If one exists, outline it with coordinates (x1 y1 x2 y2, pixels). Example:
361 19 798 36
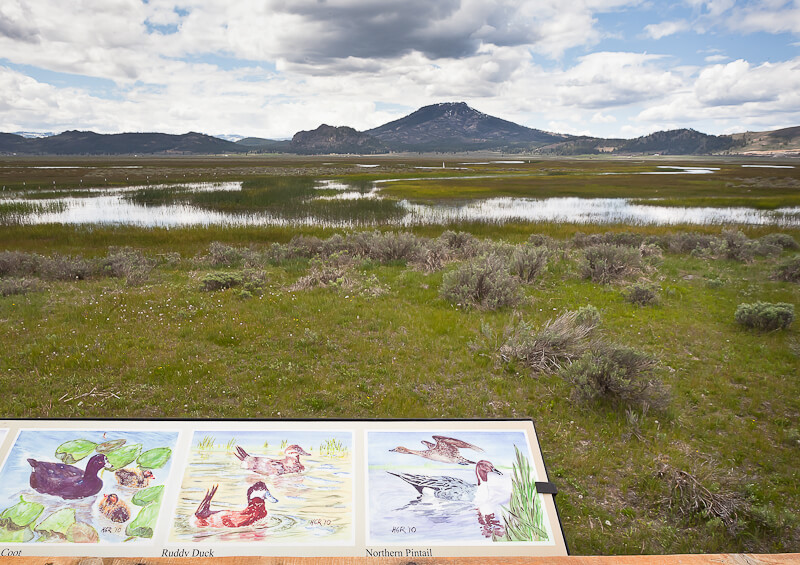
2 171 799 227
170 449 352 544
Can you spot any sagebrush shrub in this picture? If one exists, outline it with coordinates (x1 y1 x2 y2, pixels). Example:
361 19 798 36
39 254 95 281
759 233 799 250
0 251 41 278
102 247 154 286
509 245 549 283
200 272 243 291
440 254 520 310
624 282 659 306
207 241 242 266
560 345 668 410
665 232 717 254
0 277 42 296
581 244 642 283
773 255 800 283
498 310 599 373
734 302 795 331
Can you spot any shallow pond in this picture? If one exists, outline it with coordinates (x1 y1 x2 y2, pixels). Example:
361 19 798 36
2 177 798 227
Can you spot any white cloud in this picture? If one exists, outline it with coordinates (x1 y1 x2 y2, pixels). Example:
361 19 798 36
644 20 689 39
704 54 728 62
557 52 683 109
591 112 617 123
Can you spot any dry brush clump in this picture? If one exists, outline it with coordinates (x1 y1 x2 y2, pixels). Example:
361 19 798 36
498 310 599 373
655 461 749 536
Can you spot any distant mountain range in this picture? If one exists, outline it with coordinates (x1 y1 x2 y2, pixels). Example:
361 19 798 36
1 103 798 156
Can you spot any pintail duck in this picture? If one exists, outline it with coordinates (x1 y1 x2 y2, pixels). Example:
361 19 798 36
194 481 277 528
389 460 502 502
234 444 311 476
28 454 107 500
99 493 130 523
390 435 484 465
115 467 154 488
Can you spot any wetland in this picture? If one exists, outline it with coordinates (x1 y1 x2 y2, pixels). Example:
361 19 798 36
1 154 798 555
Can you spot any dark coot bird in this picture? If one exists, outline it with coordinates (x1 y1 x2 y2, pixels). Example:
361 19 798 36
27 453 107 500
194 481 277 528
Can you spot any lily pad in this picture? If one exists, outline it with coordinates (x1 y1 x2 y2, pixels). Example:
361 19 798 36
125 501 160 539
96 439 127 454
66 522 100 543
0 525 34 543
131 485 164 507
35 508 76 537
137 447 172 469
55 439 97 464
0 496 44 528
105 444 142 471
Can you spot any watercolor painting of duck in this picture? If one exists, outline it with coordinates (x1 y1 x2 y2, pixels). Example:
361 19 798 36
99 493 131 523
193 481 278 528
389 435 484 465
27 453 108 500
115 467 154 488
234 444 311 476
389 460 502 502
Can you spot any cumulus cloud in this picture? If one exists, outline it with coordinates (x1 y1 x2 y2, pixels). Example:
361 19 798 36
558 52 683 109
644 20 689 39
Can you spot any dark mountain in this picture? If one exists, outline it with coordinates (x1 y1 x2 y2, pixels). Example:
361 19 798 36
290 124 387 154
235 137 292 152
538 129 740 156
0 131 246 155
365 102 570 151
617 129 736 154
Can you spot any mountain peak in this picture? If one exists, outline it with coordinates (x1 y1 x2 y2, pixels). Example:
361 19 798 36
365 102 565 151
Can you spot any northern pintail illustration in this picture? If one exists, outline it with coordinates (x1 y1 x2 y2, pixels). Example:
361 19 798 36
388 459 502 502
389 435 484 465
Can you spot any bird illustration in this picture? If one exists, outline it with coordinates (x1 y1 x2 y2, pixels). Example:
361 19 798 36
234 444 311 475
28 453 107 500
193 481 277 528
389 435 484 465
389 459 503 502
115 467 154 488
99 493 130 523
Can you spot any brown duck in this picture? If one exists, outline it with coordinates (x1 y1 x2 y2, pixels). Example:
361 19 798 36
390 435 484 465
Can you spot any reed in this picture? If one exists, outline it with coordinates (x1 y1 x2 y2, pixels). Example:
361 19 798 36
499 445 548 542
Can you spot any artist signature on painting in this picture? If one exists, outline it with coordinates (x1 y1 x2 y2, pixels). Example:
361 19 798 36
309 518 332 526
391 526 417 533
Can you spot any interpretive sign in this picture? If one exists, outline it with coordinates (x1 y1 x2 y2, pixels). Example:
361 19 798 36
0 419 567 558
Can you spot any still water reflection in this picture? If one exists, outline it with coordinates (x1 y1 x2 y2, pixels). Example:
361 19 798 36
2 180 798 227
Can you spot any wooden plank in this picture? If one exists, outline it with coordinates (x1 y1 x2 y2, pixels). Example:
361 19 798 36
1 555 799 565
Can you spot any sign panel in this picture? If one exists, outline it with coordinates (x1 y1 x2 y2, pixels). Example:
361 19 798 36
0 420 567 558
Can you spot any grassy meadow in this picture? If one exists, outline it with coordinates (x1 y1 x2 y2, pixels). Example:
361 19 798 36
1 155 799 554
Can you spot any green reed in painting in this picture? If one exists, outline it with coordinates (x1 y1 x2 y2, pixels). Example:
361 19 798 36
497 446 548 542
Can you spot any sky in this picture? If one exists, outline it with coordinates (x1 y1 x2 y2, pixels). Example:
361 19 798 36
0 0 799 140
